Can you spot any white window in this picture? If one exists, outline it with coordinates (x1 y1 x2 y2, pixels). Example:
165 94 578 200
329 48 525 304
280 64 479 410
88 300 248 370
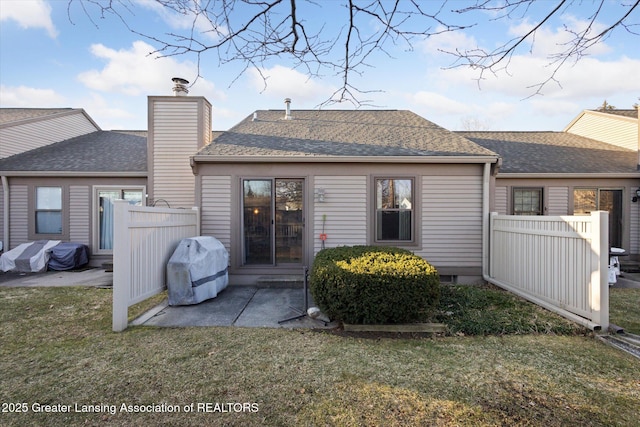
375 178 413 242
512 187 543 215
36 187 62 234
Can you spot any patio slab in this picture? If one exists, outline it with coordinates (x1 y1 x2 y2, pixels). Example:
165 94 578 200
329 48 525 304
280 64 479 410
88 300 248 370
0 268 113 288
141 286 337 329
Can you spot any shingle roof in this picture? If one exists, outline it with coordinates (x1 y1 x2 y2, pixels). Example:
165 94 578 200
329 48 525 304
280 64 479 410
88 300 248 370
0 108 79 125
198 110 498 158
0 131 147 173
458 131 638 174
595 109 638 119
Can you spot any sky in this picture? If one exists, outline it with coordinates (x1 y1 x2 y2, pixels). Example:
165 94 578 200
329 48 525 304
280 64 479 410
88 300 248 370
1 0 639 132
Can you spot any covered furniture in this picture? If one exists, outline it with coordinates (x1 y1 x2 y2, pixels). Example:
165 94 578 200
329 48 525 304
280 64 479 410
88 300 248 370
0 240 61 273
166 236 229 305
48 242 89 271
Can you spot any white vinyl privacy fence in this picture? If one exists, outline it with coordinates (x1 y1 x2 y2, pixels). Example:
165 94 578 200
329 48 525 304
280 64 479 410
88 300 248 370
110 202 610 331
112 200 199 331
486 211 609 331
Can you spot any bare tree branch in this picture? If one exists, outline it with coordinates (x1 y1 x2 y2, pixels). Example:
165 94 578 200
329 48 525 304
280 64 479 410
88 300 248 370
441 0 639 98
68 0 640 104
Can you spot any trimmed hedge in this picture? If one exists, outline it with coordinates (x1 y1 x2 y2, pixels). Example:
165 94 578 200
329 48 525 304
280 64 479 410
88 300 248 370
309 246 440 324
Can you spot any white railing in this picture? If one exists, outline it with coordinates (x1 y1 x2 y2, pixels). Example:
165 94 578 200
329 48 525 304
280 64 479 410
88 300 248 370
487 211 609 331
112 200 200 331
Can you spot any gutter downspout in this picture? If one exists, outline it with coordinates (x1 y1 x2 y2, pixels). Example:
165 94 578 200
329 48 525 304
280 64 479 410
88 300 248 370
481 162 491 279
480 162 602 331
2 175 8 251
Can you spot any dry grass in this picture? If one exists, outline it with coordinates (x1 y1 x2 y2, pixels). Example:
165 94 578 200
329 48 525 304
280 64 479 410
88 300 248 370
1 286 639 426
610 287 640 335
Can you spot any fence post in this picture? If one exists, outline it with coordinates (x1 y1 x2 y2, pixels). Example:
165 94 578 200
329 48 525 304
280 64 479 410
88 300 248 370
590 211 609 332
192 206 200 236
487 212 498 279
112 200 131 332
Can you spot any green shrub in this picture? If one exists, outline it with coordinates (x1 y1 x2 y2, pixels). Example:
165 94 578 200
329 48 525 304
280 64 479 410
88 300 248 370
309 246 440 324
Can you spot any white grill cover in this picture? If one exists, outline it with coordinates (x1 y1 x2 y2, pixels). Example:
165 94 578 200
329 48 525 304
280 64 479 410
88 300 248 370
166 236 229 305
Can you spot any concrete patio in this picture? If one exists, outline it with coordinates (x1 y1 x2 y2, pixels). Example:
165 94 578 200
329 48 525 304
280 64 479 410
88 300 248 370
136 285 337 329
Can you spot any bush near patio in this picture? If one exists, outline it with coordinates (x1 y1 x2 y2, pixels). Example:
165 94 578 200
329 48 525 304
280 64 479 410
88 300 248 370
310 246 440 324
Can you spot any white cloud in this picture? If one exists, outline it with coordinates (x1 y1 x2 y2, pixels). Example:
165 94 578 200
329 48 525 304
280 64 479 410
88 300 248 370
529 98 581 118
247 65 335 104
507 15 612 59
136 0 226 41
420 27 479 59
78 92 139 129
415 9 637 101
0 85 66 106
0 0 58 38
408 91 472 116
422 50 640 104
77 40 224 100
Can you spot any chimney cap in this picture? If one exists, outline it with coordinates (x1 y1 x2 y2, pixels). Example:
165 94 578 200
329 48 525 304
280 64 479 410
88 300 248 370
172 77 189 96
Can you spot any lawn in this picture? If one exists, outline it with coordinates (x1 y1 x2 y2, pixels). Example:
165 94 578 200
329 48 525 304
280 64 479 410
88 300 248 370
0 285 638 427
610 287 640 335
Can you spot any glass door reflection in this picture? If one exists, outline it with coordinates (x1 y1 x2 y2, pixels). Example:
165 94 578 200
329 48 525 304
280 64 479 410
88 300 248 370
243 178 304 265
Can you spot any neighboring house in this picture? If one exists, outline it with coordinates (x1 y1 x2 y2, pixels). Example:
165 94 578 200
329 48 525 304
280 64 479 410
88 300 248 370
0 108 100 159
0 120 147 267
460 107 640 258
2 89 638 282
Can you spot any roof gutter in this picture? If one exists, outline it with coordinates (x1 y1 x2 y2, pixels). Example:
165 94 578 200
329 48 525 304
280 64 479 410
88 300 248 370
496 172 640 179
191 155 500 164
0 171 148 177
2 175 8 251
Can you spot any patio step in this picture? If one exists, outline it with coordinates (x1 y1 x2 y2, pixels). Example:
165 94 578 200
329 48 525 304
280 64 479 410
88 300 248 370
621 260 640 273
256 275 304 288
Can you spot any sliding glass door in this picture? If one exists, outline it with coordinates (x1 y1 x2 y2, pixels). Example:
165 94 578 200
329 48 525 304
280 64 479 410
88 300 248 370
573 188 623 248
96 187 144 252
243 178 304 265
243 180 273 264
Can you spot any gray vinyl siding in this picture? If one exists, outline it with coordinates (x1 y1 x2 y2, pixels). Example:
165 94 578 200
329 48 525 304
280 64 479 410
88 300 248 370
9 185 28 248
566 112 637 151
151 100 197 208
0 112 99 159
313 176 367 254
69 185 90 245
547 186 569 215
201 176 232 252
196 163 490 279
0 185 4 246
203 103 212 146
494 186 508 214
417 175 483 267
